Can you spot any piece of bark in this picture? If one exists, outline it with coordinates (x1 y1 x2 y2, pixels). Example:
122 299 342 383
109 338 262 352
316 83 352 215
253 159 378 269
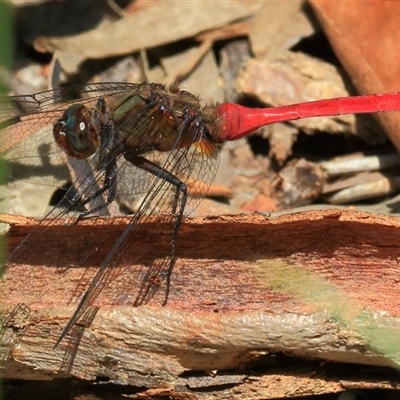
2 210 400 393
236 53 357 134
4 364 400 400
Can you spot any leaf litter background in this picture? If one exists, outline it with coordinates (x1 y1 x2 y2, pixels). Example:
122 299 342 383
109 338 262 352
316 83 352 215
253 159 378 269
3 1 400 400
4 0 400 219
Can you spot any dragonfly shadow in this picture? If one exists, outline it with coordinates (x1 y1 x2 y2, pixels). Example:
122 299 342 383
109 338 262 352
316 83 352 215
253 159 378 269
3 218 175 316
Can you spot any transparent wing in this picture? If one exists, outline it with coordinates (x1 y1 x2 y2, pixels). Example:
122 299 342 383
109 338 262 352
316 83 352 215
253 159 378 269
0 82 220 371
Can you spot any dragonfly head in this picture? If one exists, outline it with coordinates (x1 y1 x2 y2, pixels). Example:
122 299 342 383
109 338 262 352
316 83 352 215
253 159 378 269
53 104 100 159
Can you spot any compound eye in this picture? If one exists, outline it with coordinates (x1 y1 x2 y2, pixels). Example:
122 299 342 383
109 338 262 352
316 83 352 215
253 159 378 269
53 104 100 159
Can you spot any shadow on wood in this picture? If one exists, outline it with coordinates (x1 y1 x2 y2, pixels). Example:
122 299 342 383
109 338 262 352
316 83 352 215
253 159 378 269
1 209 400 398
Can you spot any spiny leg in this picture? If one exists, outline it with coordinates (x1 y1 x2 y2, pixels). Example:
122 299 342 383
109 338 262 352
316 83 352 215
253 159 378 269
125 152 187 305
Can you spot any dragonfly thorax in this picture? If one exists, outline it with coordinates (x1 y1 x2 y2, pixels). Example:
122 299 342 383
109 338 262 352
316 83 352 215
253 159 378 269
53 103 100 159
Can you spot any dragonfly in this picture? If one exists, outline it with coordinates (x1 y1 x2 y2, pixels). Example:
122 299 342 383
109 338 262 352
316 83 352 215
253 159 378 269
1 81 400 372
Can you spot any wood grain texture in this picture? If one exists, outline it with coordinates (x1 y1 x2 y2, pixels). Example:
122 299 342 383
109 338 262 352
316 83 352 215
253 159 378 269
1 209 400 397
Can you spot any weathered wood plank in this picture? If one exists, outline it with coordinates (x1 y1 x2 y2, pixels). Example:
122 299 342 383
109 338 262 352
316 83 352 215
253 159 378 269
1 209 400 397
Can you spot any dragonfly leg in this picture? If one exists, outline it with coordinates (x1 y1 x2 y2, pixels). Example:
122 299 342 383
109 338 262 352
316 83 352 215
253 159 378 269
76 158 118 218
125 152 187 304
55 153 188 345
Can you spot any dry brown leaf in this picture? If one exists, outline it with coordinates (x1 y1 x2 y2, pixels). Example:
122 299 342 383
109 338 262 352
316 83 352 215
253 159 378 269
34 1 262 74
309 1 400 152
161 46 223 103
249 0 314 58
